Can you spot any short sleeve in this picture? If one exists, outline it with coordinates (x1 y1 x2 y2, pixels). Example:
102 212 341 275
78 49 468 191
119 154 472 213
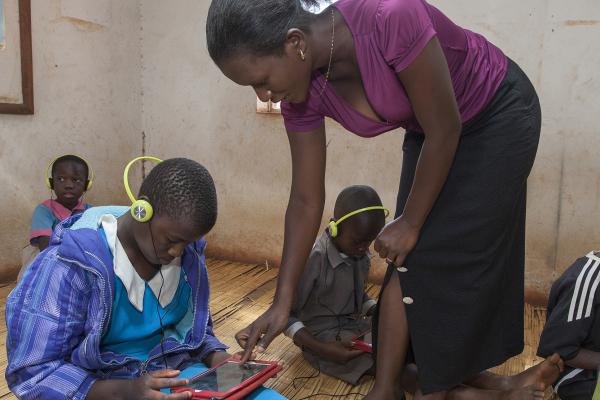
281 100 325 133
376 0 437 72
30 204 55 242
537 273 597 360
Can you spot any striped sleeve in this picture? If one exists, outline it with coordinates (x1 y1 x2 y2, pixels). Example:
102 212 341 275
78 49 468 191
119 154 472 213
538 254 600 360
5 248 97 399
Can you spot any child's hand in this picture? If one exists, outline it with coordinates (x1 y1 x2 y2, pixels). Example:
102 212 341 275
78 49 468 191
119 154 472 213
128 369 191 399
323 340 365 364
204 350 233 367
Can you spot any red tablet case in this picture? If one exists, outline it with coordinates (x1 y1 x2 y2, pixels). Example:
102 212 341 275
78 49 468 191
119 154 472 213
351 339 373 353
351 331 373 353
171 358 283 400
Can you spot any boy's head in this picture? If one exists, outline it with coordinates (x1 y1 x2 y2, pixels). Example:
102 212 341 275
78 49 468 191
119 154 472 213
330 185 386 258
49 155 90 210
132 158 218 266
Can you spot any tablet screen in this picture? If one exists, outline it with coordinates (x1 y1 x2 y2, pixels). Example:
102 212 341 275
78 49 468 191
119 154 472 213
188 361 269 392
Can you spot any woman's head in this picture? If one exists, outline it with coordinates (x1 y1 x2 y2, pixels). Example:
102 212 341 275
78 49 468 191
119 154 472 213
206 0 320 63
206 0 325 103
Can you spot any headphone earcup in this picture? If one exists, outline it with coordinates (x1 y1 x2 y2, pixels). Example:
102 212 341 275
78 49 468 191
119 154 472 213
86 179 93 191
47 178 53 190
131 199 153 222
328 220 338 238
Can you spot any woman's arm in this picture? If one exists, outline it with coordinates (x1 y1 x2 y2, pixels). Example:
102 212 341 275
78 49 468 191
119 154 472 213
236 125 327 360
375 37 461 266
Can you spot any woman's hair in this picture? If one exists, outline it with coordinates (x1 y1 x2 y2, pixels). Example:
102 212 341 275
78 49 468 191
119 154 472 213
206 0 324 64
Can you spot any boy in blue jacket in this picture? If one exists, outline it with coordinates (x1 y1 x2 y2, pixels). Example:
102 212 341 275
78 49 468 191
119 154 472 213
6 157 284 400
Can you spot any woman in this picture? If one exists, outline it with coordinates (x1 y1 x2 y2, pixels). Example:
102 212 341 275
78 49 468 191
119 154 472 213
206 0 541 397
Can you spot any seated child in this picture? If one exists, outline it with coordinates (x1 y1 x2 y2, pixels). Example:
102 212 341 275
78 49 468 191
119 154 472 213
537 250 600 399
30 154 93 251
285 185 386 385
6 157 284 400
19 155 93 280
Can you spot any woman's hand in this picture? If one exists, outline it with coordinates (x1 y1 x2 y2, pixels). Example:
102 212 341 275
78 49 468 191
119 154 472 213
374 216 421 267
235 302 290 362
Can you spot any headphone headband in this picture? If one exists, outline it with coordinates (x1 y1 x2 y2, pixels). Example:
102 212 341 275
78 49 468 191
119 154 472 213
46 154 94 191
329 206 389 238
123 156 163 203
124 156 163 223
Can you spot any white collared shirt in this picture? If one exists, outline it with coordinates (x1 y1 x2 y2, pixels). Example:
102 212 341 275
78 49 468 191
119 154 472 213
99 214 182 312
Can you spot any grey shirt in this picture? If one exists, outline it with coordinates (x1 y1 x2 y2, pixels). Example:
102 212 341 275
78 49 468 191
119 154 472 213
285 229 375 340
284 230 376 384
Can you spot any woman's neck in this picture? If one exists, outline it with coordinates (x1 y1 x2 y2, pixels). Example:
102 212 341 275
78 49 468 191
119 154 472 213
310 8 358 81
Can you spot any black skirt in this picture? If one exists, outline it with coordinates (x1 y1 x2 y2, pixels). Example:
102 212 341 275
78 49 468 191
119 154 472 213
374 58 541 394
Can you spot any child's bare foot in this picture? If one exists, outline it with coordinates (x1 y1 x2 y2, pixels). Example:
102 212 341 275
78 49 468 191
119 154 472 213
497 383 545 400
506 353 563 389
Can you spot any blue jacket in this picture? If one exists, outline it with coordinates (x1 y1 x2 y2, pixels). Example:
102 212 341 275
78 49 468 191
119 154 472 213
5 207 227 399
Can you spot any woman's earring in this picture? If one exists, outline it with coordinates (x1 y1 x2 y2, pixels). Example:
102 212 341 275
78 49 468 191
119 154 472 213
299 49 306 61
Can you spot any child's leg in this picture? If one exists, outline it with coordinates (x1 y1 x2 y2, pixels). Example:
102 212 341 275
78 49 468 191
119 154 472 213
366 272 410 399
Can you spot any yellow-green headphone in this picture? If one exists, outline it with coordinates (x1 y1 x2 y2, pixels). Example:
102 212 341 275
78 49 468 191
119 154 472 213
123 156 163 223
46 154 94 191
328 206 390 238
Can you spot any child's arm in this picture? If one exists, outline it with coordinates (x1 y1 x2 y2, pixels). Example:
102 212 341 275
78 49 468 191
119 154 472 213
36 235 50 251
361 281 377 316
563 348 600 370
87 371 191 400
196 316 229 367
291 327 365 364
6 253 97 399
29 204 54 250
285 250 322 341
538 274 597 365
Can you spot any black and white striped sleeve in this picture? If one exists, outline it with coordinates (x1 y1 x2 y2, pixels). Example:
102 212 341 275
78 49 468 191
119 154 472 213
538 253 600 360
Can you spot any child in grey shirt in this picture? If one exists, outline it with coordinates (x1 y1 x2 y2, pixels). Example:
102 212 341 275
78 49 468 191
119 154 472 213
285 185 387 385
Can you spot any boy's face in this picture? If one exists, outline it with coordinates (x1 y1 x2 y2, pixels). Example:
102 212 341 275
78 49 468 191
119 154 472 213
333 218 385 259
133 214 204 266
51 161 87 209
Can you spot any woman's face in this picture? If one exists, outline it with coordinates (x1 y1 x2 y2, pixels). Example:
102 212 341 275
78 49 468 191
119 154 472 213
218 47 313 104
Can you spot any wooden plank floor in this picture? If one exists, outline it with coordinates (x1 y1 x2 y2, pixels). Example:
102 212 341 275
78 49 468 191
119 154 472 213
0 260 556 399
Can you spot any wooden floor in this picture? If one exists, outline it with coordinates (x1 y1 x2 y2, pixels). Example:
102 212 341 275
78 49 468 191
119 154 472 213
0 259 556 399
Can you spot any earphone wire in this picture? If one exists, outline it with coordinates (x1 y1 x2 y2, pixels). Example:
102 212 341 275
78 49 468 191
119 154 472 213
149 220 169 370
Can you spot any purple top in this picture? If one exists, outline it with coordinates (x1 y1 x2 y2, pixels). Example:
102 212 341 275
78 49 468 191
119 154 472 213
281 0 508 136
